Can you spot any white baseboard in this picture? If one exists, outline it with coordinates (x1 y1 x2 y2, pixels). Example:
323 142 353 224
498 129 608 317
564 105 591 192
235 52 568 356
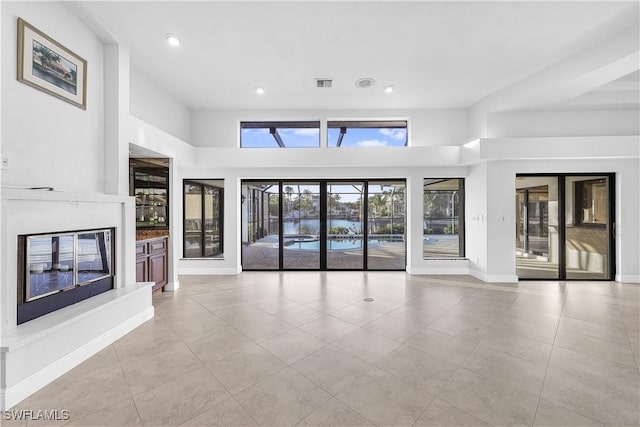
485 274 519 283
179 267 241 275
469 269 487 282
1 307 154 410
615 274 640 283
409 267 471 275
164 279 180 291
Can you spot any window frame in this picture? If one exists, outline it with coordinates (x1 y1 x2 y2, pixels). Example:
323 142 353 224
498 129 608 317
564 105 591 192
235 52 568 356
240 121 321 148
423 178 465 259
183 179 224 258
327 120 408 148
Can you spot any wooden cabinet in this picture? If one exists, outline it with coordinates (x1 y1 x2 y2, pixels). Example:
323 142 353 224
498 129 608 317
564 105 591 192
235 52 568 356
136 236 168 291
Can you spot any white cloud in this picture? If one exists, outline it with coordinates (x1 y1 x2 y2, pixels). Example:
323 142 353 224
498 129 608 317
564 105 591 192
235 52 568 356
378 128 406 140
356 139 388 147
293 128 320 136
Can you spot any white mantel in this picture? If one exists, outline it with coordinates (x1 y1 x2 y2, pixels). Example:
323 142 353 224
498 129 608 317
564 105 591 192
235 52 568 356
0 189 153 409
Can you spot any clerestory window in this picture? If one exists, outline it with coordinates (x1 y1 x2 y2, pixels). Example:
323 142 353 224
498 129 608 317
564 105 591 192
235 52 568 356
240 121 320 148
327 120 408 147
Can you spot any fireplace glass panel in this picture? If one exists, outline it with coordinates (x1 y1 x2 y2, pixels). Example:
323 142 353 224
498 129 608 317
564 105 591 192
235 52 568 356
77 230 112 285
26 234 75 301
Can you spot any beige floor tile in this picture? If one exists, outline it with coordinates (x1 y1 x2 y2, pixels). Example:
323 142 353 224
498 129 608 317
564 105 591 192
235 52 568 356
492 307 560 344
272 304 325 325
187 328 255 365
554 329 637 367
511 292 565 314
213 304 273 328
335 367 433 426
331 304 385 327
132 368 230 426
63 397 141 427
235 316 297 342
249 296 299 314
165 313 228 342
206 343 287 394
236 368 330 427
180 397 257 426
14 273 639 427
386 303 449 324
462 344 547 395
470 287 520 303
404 329 477 366
297 398 373 426
478 328 553 366
364 314 430 342
437 368 539 427
300 315 360 342
261 328 327 364
121 342 205 395
414 398 492 427
375 345 460 395
29 360 130 424
112 317 183 363
292 344 371 395
533 399 604 427
427 313 493 344
335 328 401 364
541 346 640 426
562 299 625 327
541 367 640 426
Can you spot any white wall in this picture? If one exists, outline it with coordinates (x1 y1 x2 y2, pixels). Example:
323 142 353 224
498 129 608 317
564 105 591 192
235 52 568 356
191 109 469 147
1 2 104 193
129 66 191 143
487 110 640 138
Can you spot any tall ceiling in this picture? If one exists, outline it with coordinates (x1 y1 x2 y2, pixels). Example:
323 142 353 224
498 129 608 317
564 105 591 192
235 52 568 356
75 1 639 111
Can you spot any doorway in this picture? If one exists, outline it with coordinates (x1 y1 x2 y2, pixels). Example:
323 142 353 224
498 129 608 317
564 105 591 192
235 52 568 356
516 174 615 280
241 180 406 270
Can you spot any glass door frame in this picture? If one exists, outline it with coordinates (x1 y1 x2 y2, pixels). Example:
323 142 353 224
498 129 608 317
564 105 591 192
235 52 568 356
241 179 406 271
516 173 616 281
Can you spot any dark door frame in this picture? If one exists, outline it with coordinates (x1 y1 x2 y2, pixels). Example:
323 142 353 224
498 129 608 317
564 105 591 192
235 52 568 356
241 178 407 271
516 173 615 281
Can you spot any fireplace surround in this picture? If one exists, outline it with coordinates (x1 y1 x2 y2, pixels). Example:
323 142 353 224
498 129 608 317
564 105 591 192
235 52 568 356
17 228 115 324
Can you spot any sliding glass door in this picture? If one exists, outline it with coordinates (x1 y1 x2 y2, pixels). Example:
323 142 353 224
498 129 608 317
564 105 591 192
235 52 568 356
565 176 612 279
242 179 406 271
326 182 365 269
516 174 614 280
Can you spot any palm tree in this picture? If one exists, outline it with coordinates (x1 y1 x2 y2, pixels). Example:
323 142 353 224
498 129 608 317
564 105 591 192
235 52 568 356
368 193 388 233
34 44 61 71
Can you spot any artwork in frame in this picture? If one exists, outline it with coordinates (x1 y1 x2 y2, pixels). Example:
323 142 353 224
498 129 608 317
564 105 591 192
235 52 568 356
17 18 87 109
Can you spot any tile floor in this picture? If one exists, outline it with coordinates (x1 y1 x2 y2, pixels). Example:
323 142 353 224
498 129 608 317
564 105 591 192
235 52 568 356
7 272 640 426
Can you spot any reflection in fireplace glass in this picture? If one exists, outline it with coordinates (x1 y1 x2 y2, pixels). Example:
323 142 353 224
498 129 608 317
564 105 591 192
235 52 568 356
27 234 75 301
77 231 112 285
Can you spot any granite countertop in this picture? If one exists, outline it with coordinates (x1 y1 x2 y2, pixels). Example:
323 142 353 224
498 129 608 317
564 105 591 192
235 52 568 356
136 228 169 241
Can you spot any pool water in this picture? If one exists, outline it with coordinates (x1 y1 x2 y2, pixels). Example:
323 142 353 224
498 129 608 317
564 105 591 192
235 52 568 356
285 239 402 250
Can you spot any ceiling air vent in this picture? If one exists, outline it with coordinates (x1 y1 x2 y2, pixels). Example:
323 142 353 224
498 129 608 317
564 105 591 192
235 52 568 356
355 77 375 88
316 78 333 88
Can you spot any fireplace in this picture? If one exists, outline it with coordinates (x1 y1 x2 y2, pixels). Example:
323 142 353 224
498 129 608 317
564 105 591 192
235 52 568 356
17 228 115 324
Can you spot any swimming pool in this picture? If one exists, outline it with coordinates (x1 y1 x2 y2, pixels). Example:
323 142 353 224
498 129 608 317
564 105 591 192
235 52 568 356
284 238 402 250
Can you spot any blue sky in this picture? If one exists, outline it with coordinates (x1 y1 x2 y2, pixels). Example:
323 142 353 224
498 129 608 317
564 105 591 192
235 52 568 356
241 127 407 148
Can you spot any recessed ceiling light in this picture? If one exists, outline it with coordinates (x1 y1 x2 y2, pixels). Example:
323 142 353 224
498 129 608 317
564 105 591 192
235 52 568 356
255 87 265 95
164 33 181 47
355 77 375 88
384 85 394 94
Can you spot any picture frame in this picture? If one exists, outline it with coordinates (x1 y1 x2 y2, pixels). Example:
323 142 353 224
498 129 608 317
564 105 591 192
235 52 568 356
17 18 87 109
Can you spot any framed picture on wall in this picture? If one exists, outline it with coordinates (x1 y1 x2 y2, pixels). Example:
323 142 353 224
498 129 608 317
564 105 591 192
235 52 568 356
17 18 87 109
